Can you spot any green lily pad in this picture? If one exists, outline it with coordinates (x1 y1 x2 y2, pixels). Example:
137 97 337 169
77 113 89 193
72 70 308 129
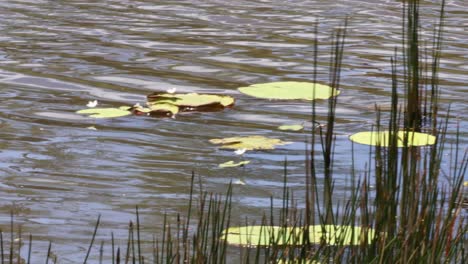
130 103 179 117
238 82 339 100
210 136 291 151
221 225 376 247
219 160 250 168
147 92 235 112
76 106 132 118
278 124 304 131
349 131 436 147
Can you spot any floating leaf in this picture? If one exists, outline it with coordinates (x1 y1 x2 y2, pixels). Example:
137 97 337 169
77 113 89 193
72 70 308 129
76 106 131 118
349 131 436 147
147 92 234 112
238 81 339 100
210 136 291 151
219 160 250 168
278 124 304 131
221 225 376 247
130 103 179 117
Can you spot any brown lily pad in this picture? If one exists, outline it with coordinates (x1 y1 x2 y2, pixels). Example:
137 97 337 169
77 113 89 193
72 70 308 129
147 92 235 112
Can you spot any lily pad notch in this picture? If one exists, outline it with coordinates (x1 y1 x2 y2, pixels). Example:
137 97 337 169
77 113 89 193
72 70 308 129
238 81 340 100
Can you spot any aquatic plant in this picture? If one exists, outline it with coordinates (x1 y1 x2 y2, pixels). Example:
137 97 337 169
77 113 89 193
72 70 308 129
218 160 250 168
238 82 339 100
76 106 132 118
349 131 436 147
147 92 235 112
221 225 376 246
278 124 304 132
130 102 179 117
76 93 235 119
209 135 291 151
2 0 466 263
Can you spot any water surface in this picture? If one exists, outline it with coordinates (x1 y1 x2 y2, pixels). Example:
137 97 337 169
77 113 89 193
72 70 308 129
0 0 466 262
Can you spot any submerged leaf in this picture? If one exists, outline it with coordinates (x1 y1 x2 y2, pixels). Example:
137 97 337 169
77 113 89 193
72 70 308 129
210 136 291 151
147 92 235 112
349 131 436 147
76 106 131 118
238 81 339 100
278 124 304 131
221 225 376 247
219 160 250 168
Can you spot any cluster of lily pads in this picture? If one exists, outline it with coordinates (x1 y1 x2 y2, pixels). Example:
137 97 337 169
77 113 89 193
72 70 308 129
76 81 436 251
221 225 376 247
76 81 435 152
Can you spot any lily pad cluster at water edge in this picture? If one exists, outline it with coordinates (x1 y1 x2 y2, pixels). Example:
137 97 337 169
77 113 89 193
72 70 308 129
221 225 376 247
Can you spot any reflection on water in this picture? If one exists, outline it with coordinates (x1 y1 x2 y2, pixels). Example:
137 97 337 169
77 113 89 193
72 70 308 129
0 0 466 262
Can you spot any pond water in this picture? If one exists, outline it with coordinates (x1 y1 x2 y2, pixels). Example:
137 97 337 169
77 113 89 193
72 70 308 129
0 0 466 262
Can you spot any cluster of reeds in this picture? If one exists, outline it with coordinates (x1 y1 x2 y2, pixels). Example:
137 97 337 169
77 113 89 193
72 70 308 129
1 0 466 263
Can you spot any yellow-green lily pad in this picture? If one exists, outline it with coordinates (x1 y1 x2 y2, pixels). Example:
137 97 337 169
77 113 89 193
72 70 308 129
221 225 375 247
147 92 234 112
76 106 132 118
349 131 436 147
278 124 304 131
210 136 291 151
219 160 250 168
238 82 339 100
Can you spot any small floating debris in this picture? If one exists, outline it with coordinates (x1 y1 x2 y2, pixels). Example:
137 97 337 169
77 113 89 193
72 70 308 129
86 100 98 108
234 148 247 155
166 87 177 94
